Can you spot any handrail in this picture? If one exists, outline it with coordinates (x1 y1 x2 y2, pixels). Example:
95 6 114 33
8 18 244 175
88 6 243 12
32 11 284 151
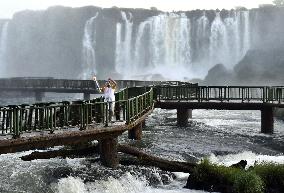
0 79 170 91
2 83 284 138
156 85 284 103
0 86 155 138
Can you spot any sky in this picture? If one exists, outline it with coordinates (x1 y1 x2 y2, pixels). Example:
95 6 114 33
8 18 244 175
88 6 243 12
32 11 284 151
0 0 273 19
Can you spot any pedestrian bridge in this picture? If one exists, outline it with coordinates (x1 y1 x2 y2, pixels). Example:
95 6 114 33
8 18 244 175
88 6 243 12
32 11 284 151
0 80 284 167
0 78 164 101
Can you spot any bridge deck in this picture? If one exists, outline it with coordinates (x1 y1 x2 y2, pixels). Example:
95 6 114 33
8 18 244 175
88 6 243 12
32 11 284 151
156 100 284 110
1 82 284 155
0 123 125 154
0 106 153 154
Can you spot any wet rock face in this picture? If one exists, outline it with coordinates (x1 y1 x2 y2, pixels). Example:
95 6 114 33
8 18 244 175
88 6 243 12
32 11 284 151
5 6 101 78
204 63 233 85
3 6 161 79
233 49 284 85
2 6 284 81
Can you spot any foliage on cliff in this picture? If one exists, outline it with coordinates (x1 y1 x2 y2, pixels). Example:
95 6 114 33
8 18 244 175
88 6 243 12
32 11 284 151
186 159 284 193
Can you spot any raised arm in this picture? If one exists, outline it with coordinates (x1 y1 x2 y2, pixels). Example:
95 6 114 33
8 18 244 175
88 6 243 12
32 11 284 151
93 76 102 92
108 78 117 89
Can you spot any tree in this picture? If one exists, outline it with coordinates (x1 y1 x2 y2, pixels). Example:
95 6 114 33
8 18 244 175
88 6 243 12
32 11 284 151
150 7 158 11
273 0 284 6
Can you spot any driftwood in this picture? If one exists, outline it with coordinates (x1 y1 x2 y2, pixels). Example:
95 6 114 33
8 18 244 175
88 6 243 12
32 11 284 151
21 145 99 161
118 144 197 173
21 143 197 173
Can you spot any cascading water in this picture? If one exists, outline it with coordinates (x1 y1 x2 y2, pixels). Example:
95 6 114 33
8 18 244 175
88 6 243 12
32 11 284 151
195 11 250 75
196 12 210 64
80 10 251 80
0 22 8 78
117 13 192 80
113 11 251 80
209 12 230 68
115 11 133 75
81 13 99 79
242 11 251 56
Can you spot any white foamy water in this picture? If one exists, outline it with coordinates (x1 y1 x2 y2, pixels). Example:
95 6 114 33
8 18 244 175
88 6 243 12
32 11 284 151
56 173 207 193
209 151 284 168
57 177 86 193
0 108 283 192
193 109 284 136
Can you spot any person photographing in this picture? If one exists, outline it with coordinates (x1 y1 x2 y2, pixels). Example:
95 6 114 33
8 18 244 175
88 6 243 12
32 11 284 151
93 76 117 122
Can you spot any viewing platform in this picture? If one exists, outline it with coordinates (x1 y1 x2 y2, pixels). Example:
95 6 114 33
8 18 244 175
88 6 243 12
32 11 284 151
0 79 284 167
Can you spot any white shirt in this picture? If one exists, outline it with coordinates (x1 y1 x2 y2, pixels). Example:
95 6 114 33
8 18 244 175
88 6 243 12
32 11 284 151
104 87 115 102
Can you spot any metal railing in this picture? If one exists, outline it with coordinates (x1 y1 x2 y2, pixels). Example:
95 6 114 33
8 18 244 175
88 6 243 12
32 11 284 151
0 86 154 138
0 78 169 91
156 85 284 103
3 83 284 138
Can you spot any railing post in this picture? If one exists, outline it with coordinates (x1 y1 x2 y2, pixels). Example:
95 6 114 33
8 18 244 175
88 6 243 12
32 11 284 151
126 100 129 124
104 102 109 127
227 87 230 102
12 106 20 138
80 101 85 129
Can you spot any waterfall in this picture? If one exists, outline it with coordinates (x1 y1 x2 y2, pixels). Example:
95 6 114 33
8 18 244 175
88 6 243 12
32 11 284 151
209 12 230 69
0 22 9 78
195 12 210 69
148 13 191 70
81 13 99 79
133 20 151 74
117 13 192 80
242 11 250 57
206 11 251 70
223 11 241 66
115 11 133 75
113 10 251 80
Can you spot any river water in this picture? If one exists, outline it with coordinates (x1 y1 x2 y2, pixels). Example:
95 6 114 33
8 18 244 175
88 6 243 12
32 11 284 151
0 98 284 193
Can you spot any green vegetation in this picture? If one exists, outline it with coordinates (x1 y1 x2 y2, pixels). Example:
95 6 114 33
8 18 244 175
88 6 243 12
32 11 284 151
186 159 284 193
273 0 284 6
253 163 284 192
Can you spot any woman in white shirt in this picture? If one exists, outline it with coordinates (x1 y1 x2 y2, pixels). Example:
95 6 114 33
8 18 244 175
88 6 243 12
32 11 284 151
93 77 117 122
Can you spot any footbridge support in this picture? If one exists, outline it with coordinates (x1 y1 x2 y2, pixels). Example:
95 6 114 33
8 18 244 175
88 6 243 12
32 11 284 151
99 137 119 168
177 109 192 127
128 122 143 140
35 92 44 102
261 107 274 134
83 93 91 101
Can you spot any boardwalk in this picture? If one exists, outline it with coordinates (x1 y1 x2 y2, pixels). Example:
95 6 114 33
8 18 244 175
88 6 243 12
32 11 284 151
0 81 284 167
0 78 165 101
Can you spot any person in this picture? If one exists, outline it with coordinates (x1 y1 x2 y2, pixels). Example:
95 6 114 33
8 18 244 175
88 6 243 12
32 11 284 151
92 76 101 91
93 76 117 122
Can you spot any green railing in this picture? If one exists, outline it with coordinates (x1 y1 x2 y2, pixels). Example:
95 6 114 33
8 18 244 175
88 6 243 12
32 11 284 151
0 87 154 138
6 82 284 138
156 85 284 103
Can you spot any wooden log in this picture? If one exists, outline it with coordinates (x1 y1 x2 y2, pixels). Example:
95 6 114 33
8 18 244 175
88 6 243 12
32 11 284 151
21 144 196 174
21 145 99 161
118 144 197 173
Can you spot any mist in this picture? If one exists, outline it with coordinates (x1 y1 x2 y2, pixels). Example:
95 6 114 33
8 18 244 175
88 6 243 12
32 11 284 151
0 5 283 84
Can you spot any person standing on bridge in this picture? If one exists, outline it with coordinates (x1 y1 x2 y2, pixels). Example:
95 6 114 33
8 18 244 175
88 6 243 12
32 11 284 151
93 76 117 122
